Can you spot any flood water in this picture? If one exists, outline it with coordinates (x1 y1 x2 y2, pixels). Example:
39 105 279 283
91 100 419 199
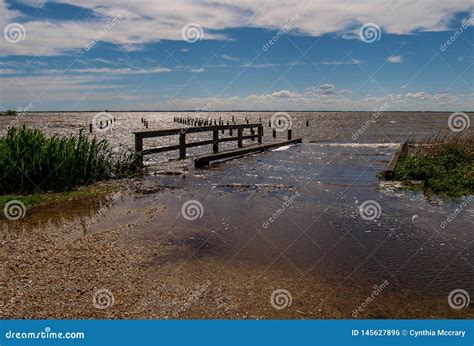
1 111 473 315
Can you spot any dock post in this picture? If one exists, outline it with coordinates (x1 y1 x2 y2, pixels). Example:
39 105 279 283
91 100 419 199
268 120 271 127
250 128 255 141
306 120 309 127
134 133 143 167
258 125 263 144
213 130 219 153
288 129 292 140
179 132 186 159
237 128 243 148
229 127 233 136
272 129 276 138
89 124 92 133
232 115 235 122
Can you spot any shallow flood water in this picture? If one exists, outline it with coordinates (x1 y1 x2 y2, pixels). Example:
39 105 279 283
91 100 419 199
1 111 473 318
135 143 473 296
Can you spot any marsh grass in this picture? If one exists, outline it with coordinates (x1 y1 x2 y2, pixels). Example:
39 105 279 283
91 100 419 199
0 126 140 194
2 110 17 116
393 131 473 197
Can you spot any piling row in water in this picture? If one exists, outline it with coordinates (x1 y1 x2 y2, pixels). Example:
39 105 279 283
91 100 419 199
89 117 116 133
173 116 266 127
173 116 235 127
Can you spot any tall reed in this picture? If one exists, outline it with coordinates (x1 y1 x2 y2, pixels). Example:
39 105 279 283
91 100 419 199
0 126 139 194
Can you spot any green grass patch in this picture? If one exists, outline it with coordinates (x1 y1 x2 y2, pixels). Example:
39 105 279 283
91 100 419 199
0 126 140 194
392 132 473 197
0 183 119 213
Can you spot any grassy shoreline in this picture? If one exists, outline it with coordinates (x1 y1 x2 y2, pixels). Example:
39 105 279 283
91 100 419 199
390 133 473 197
0 126 140 195
0 182 120 214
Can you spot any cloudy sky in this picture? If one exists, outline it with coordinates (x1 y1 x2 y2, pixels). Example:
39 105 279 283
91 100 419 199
0 0 473 111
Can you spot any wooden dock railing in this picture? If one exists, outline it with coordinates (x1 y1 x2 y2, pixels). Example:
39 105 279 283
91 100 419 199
134 123 264 165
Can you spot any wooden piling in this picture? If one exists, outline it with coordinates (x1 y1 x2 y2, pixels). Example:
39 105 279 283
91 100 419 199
213 130 219 153
134 133 143 166
179 132 186 159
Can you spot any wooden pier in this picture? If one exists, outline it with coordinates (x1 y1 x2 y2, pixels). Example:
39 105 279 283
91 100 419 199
133 122 301 167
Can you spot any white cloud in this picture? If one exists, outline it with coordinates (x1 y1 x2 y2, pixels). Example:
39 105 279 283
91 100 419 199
66 67 171 75
321 58 363 65
0 68 17 74
156 85 473 111
221 54 241 62
1 0 472 56
2 77 472 111
386 55 403 63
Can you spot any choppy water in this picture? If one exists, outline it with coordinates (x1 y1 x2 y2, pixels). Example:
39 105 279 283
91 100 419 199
1 111 473 300
1 111 470 169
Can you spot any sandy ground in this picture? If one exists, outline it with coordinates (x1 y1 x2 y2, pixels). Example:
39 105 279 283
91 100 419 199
1 181 472 319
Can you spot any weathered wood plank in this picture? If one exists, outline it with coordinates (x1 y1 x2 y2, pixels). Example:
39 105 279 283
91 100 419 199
384 142 406 180
194 138 302 168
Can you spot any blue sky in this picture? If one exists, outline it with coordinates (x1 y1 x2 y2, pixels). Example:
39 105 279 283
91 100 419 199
0 0 473 111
